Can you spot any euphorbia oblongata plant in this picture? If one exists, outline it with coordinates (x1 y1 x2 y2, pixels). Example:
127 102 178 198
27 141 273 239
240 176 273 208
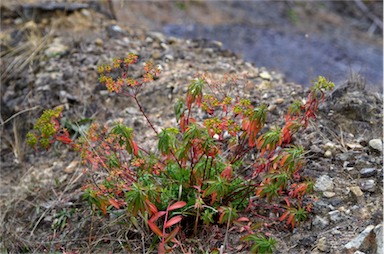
27 53 334 253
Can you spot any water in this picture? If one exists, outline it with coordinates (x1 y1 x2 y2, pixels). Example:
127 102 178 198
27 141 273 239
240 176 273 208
163 23 383 92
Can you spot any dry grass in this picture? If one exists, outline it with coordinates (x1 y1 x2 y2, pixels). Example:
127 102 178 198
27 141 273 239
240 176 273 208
1 20 53 84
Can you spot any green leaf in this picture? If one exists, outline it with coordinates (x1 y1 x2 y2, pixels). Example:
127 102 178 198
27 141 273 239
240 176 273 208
174 99 185 122
188 77 205 97
241 234 277 254
250 104 267 124
158 128 179 155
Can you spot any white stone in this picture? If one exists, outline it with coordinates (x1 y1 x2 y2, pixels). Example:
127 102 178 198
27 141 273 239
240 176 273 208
315 175 334 192
360 179 376 192
329 210 343 223
259 71 272 80
374 224 383 254
344 225 375 251
324 150 332 157
369 139 383 151
323 191 336 198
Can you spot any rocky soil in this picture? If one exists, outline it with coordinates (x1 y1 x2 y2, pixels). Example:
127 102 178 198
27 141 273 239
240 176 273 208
1 1 382 253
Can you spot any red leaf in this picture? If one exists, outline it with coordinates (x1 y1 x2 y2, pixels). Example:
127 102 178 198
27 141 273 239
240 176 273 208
287 214 295 227
236 217 250 222
164 215 183 229
108 198 120 209
158 242 165 254
210 192 217 205
165 226 180 244
167 201 186 211
279 211 289 222
147 220 163 237
149 211 166 223
56 135 72 144
131 140 139 156
283 197 291 207
145 199 158 215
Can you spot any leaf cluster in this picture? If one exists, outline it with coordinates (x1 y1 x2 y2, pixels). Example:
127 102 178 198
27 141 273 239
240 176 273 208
27 54 333 253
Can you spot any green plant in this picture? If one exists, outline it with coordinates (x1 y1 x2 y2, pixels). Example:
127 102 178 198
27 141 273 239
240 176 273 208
27 53 334 253
241 233 277 253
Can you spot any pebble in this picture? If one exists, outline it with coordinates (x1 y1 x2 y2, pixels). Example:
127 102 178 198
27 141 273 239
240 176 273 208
324 150 333 157
310 144 323 154
259 71 272 80
164 54 174 62
337 152 351 161
315 175 334 192
324 142 336 150
316 237 329 252
360 179 376 192
368 139 382 151
267 104 277 112
328 210 343 223
323 191 336 198
152 50 162 60
312 215 329 229
94 38 103 46
274 98 284 104
374 224 383 254
359 168 377 178
349 186 364 201
45 38 68 57
344 225 375 252
64 160 78 174
346 143 363 150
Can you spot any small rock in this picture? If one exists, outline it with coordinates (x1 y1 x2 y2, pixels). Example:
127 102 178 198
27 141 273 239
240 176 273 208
346 143 363 150
344 225 375 252
328 210 343 223
124 107 140 115
45 38 68 57
107 25 126 38
315 175 334 192
359 207 371 220
360 179 376 192
332 229 342 235
368 139 382 151
317 237 329 252
312 215 329 229
324 142 336 150
374 224 383 254
164 54 174 61
259 71 272 80
274 98 284 104
64 161 78 174
152 50 162 60
343 161 354 169
323 191 336 198
324 150 333 157
267 104 277 112
94 38 103 46
160 42 169 50
147 31 166 42
311 145 323 154
349 186 364 201
360 168 377 178
338 152 351 161
81 9 90 17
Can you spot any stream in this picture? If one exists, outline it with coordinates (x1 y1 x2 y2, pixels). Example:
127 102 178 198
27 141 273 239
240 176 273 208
163 23 382 92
